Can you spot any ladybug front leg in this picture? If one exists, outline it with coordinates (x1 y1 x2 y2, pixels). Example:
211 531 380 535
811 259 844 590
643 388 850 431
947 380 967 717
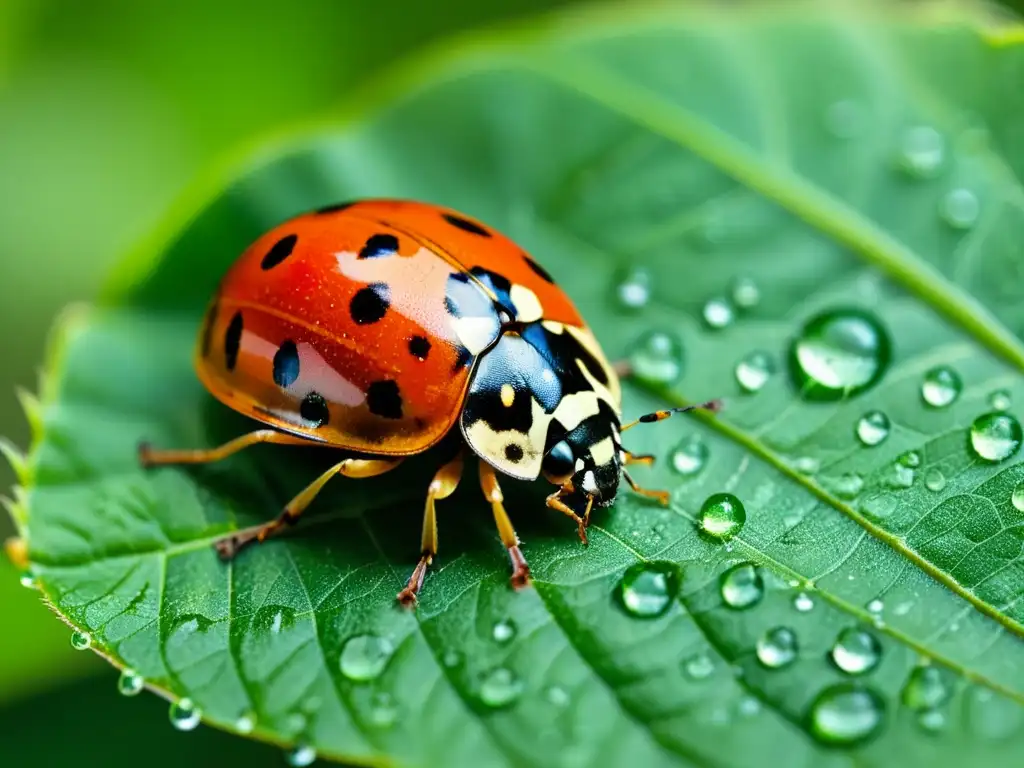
479 462 531 590
214 457 402 559
139 429 321 467
397 451 464 607
621 468 670 506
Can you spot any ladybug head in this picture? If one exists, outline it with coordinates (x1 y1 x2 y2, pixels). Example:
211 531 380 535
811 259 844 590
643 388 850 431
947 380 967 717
541 411 623 510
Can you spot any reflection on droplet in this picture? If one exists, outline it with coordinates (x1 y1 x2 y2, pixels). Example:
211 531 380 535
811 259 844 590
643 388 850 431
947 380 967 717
169 698 202 732
897 125 945 178
235 712 257 734
616 267 652 310
699 493 746 540
683 651 715 680
940 188 980 230
630 331 684 386
720 563 764 610
118 668 144 697
338 634 395 682
71 630 92 651
756 627 798 669
617 562 680 618
793 592 814 613
856 411 891 446
735 351 774 393
830 629 882 675
969 412 1023 462
790 309 890 400
492 619 516 644
988 389 1011 411
478 667 523 709
1012 482 1024 512
807 684 885 746
18 572 37 589
703 298 734 329
924 468 946 492
286 744 317 767
921 366 962 408
671 435 708 477
730 277 761 309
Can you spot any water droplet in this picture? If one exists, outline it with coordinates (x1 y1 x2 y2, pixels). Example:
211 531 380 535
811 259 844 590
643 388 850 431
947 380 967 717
790 310 890 400
339 634 395 682
492 619 516 644
117 668 144 696
369 692 398 728
970 412 1022 462
918 708 946 733
824 472 864 499
738 696 762 717
18 572 37 589
1012 482 1024 512
899 450 921 468
885 459 916 489
720 563 764 610
478 667 523 709
941 188 980 229
921 366 962 408
735 351 774 393
617 561 680 618
671 435 708 477
856 411 891 446
924 468 946 492
808 684 885 746
897 125 945 178
546 686 570 707
703 298 733 329
683 652 715 680
169 698 201 731
903 665 952 711
830 629 882 675
824 100 864 139
286 744 317 767
616 267 651 310
629 331 684 386
730 277 760 309
989 389 1011 411
793 593 814 613
235 712 257 734
793 456 821 475
756 627 799 669
442 650 462 668
699 493 746 540
70 630 92 651
867 599 884 614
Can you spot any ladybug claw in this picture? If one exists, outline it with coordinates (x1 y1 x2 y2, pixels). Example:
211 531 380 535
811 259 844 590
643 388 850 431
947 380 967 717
396 588 418 608
576 522 589 546
510 565 531 590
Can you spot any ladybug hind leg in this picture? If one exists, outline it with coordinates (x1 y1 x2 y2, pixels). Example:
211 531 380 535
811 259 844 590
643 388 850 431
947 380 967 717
479 462 531 590
397 451 465 607
214 456 402 559
139 429 319 467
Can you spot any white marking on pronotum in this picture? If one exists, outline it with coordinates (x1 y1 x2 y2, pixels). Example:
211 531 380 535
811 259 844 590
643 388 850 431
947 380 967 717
590 436 615 467
510 284 543 323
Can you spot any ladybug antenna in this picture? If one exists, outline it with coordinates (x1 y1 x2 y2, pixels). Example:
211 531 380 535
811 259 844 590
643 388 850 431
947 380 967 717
620 399 723 433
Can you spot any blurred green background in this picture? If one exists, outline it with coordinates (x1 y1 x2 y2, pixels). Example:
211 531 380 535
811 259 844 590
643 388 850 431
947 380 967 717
0 0 576 763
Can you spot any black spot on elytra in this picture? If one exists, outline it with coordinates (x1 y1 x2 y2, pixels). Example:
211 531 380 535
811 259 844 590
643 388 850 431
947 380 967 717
350 282 390 324
300 392 330 427
224 311 243 371
452 345 472 371
408 335 431 360
261 234 298 270
523 253 555 283
366 380 403 419
315 201 355 214
272 340 300 388
504 443 525 463
201 302 218 357
359 233 399 259
443 213 491 237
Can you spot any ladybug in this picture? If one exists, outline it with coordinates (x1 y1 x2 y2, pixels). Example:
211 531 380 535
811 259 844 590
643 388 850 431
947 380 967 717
140 200 719 605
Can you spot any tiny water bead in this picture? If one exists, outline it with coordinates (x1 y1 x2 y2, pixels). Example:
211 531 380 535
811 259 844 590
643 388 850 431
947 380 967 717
807 684 886 746
546 686 571 708
616 266 652 309
703 298 734 329
856 411 891 447
370 692 398 728
683 652 715 680
1012 481 1024 512
793 456 821 475
117 668 144 697
899 450 921 469
897 125 945 178
921 366 962 408
790 309 891 401
699 493 746 540
720 563 764 610
169 698 202 731
924 468 947 492
671 435 708 477
825 472 864 500
617 561 681 618
867 599 884 615
735 351 774 393
70 630 92 651
830 629 882 675
793 592 814 613
730 276 761 309
918 708 947 733
478 667 524 709
989 389 1011 411
235 712 257 734
492 619 517 644
442 650 462 668
941 188 980 230
756 627 799 669
339 634 395 682
969 412 1023 462
902 665 952 711
286 744 317 767
629 330 684 386
18 572 37 589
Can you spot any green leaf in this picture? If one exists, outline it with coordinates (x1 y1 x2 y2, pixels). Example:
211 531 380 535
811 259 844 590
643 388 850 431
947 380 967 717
10 3 1024 765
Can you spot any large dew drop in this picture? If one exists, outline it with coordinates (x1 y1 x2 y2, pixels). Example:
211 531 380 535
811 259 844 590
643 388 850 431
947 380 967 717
699 493 746 540
117 668 145 697
169 698 202 732
703 298 734 329
790 309 890 400
856 411 891 446
286 744 317 767
807 684 885 746
735 351 774 393
70 630 92 651
629 331 684 386
720 563 764 610
830 628 882 675
339 634 395 682
969 412 1023 462
902 665 952 711
756 627 798 669
617 562 680 618
921 366 961 408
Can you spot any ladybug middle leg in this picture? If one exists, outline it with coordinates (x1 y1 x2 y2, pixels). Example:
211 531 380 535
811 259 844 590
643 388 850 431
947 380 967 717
214 456 402 559
621 467 670 505
479 461 531 590
397 451 465 607
139 429 320 467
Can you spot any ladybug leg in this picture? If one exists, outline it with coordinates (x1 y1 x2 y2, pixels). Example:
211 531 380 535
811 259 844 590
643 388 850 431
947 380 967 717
397 452 465 607
545 489 589 545
214 457 402 559
138 429 319 467
624 451 656 467
622 468 671 506
479 462 531 590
